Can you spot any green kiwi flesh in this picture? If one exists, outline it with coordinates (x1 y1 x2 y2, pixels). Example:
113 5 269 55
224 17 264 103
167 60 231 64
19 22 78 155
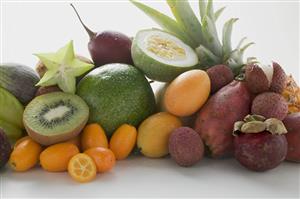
23 92 89 145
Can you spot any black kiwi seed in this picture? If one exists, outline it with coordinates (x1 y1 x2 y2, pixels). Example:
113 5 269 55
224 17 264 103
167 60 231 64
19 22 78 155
36 99 78 129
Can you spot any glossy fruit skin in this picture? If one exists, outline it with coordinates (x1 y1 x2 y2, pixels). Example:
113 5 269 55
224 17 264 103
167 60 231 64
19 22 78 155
40 143 79 172
283 113 300 162
169 127 204 167
14 136 31 149
0 129 11 169
84 147 115 173
109 124 137 160
64 135 81 150
68 153 97 183
89 31 133 67
9 137 42 171
137 112 182 158
234 132 287 171
0 63 39 105
77 64 156 136
81 123 108 151
194 81 251 158
164 70 211 117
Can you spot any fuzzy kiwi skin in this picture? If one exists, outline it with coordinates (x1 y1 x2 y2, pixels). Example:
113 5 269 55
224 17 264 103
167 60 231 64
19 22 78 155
270 62 287 93
35 86 62 97
207 65 234 93
25 118 87 146
245 64 270 94
169 127 204 167
251 92 288 120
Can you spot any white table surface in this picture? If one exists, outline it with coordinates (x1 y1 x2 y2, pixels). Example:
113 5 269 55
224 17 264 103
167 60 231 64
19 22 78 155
1 1 300 198
1 156 300 198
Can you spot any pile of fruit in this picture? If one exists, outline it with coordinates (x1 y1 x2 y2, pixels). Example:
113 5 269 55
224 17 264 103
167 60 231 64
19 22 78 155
0 0 299 183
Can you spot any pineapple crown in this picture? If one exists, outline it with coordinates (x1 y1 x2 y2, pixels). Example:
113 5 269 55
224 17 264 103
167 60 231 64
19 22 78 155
131 0 254 75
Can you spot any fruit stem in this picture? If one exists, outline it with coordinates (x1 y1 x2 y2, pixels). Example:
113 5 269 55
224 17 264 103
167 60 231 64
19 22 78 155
70 4 95 39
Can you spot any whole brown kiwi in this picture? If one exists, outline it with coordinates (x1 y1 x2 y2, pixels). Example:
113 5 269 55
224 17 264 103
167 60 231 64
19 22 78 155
35 86 62 97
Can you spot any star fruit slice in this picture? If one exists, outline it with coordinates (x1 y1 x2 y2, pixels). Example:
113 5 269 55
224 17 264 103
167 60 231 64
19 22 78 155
35 40 94 94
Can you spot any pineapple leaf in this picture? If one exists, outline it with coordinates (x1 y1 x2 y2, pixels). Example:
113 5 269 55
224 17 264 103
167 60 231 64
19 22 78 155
241 42 255 52
206 0 215 20
236 37 247 49
214 7 225 21
166 0 204 47
227 41 254 75
202 15 222 57
130 0 194 46
226 56 244 75
196 45 220 65
222 18 238 58
230 42 254 63
199 0 207 22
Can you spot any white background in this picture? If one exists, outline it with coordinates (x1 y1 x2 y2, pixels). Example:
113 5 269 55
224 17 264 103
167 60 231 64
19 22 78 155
1 1 300 198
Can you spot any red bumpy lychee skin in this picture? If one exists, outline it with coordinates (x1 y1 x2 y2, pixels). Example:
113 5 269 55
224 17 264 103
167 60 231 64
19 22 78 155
283 113 300 162
251 92 288 120
169 127 204 167
234 132 287 171
270 62 287 93
206 65 234 94
245 64 270 94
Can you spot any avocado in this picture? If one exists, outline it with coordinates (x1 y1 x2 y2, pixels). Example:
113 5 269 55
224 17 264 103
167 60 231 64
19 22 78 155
0 87 24 143
0 128 12 169
0 63 40 105
77 63 156 136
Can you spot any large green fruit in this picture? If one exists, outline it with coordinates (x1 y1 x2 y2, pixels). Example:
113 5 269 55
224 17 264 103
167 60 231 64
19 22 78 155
0 129 12 169
0 87 24 143
77 63 156 136
0 63 40 105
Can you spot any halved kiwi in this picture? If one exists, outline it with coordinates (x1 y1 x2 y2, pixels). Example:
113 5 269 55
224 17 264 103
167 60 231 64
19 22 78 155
23 92 89 145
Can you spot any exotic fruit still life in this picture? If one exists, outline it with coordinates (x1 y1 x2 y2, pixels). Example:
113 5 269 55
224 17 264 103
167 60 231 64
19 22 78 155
0 0 299 184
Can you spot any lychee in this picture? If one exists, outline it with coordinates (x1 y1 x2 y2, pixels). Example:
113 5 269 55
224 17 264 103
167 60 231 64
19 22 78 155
206 65 234 93
251 92 288 120
245 63 272 94
270 62 287 93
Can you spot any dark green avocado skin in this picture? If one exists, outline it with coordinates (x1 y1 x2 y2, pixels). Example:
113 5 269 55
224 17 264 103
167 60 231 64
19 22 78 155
77 63 156 137
0 129 11 169
0 63 39 105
